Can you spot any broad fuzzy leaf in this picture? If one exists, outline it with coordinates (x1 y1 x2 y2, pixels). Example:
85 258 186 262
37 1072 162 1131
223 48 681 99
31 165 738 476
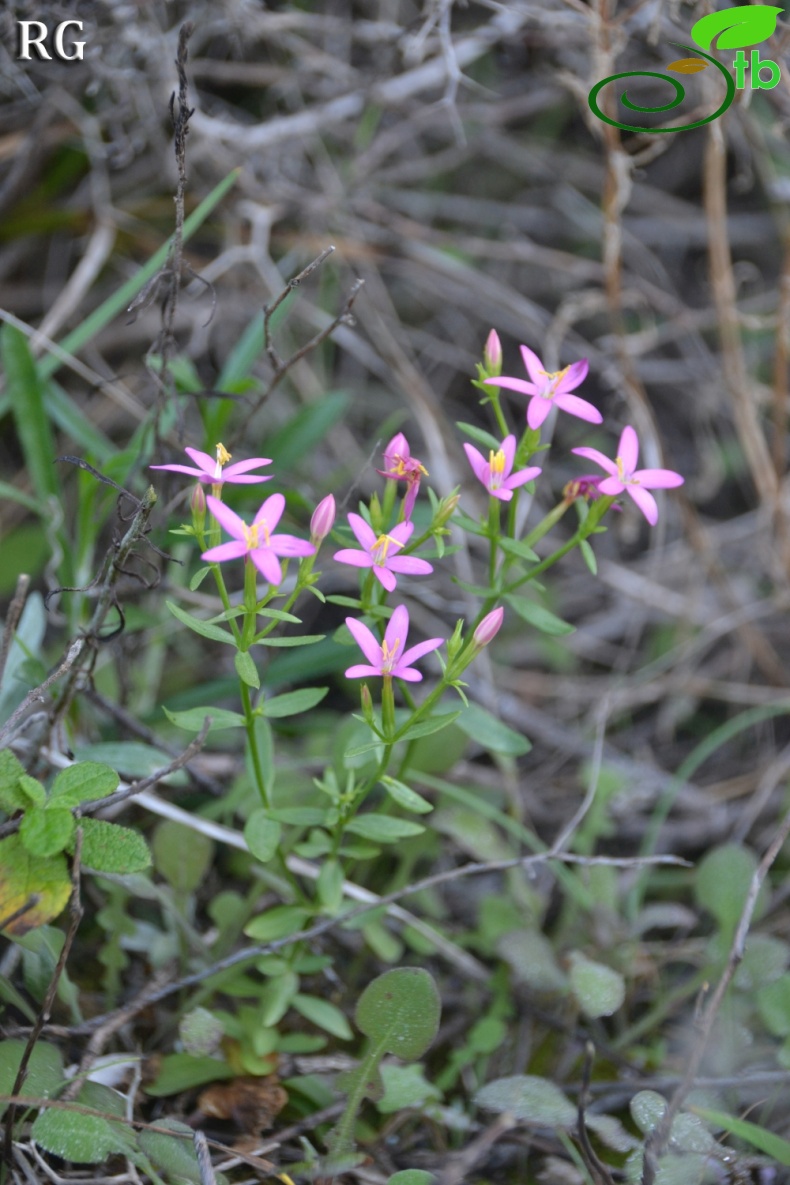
74 819 151 874
355 968 441 1059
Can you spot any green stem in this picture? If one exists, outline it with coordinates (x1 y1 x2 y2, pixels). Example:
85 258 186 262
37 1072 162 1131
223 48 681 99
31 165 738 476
487 497 501 587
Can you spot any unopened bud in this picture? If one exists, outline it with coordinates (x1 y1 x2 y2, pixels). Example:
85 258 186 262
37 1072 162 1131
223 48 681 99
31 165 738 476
368 491 383 534
310 494 336 544
473 607 504 647
484 329 503 375
434 491 460 528
446 618 465 661
563 475 603 503
360 683 375 725
191 483 206 530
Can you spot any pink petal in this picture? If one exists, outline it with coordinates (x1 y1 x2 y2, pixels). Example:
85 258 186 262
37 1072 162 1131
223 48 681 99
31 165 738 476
150 463 206 478
223 457 272 476
390 666 423 682
345 664 382 679
633 468 684 489
505 466 542 490
571 447 618 477
334 549 373 569
558 358 589 392
527 397 552 430
270 535 315 557
619 426 639 474
501 435 517 473
554 393 603 424
346 617 384 668
202 540 249 562
519 344 547 386
387 556 433 576
627 485 659 525
487 376 539 397
185 448 217 473
384 432 409 462
403 482 420 520
223 474 272 484
598 476 626 495
492 488 513 502
347 513 377 551
399 637 443 667
463 443 489 485
389 521 414 546
385 605 410 660
251 548 283 584
254 493 285 530
206 495 247 540
373 567 397 592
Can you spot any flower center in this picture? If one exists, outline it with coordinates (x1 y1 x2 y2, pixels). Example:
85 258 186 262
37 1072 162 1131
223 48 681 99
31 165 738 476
488 448 506 488
381 637 400 671
537 365 571 397
372 533 402 565
214 442 232 480
243 519 270 549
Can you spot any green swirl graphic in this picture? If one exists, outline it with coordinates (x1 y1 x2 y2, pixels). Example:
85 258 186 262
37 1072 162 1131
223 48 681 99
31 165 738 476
587 43 736 133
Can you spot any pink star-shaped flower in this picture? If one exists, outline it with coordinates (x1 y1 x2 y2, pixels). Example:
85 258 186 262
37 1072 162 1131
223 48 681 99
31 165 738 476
377 433 428 520
151 442 272 485
345 605 443 682
463 435 542 501
572 425 684 525
485 346 600 430
334 514 433 592
202 494 314 583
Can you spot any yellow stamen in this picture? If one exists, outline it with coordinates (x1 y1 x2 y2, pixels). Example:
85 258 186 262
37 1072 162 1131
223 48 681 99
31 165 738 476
616 456 625 481
216 442 232 466
391 454 409 477
489 448 506 481
381 638 400 668
537 365 571 396
372 533 402 564
243 520 270 549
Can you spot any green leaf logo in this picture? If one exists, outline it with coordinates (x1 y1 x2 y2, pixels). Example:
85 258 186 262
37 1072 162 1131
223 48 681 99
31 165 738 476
691 4 783 50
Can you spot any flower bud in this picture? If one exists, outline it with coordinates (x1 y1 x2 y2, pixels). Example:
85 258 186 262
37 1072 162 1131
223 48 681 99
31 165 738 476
191 482 206 531
360 683 376 726
368 491 383 534
310 494 336 544
563 475 603 503
446 618 465 661
473 607 504 647
433 491 460 529
483 329 503 375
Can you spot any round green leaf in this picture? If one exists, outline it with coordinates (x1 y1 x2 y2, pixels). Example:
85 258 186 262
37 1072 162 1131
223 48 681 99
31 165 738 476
475 1075 576 1127
568 952 625 1018
20 808 75 858
695 842 765 936
355 968 441 1059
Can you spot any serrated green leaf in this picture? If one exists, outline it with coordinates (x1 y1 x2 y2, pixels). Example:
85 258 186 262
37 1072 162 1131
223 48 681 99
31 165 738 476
345 815 425 843
262 686 329 717
356 968 441 1059
379 776 433 814
164 705 245 732
691 4 782 49
456 703 531 756
75 819 151 874
292 993 353 1040
244 809 282 863
166 599 237 645
505 594 574 635
568 952 625 1018
0 835 71 935
476 1075 576 1126
0 1039 64 1120
234 649 260 689
20 808 75 857
50 761 119 807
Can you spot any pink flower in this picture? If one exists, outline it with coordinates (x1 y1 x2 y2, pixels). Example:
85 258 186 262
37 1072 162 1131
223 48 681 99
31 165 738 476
310 494 336 543
378 433 428 520
202 494 314 583
151 442 272 486
345 605 443 682
473 607 504 647
572 425 684 526
334 515 433 592
463 435 542 501
485 346 600 431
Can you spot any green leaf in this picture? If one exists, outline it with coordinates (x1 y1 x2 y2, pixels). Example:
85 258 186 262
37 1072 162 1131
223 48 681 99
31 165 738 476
476 1075 576 1126
1 324 60 502
345 815 425 843
568 952 625 1018
691 4 782 49
455 422 501 451
377 1063 442 1115
292 993 353 1040
258 971 299 1026
152 821 213 891
18 775 46 807
20 808 75 858
164 705 245 732
138 1117 208 1184
397 712 461 742
316 858 344 913
234 650 260 689
355 968 441 1059
387 1173 437 1185
73 742 185 783
244 809 282 864
267 807 328 825
695 842 765 937
254 633 325 648
456 703 531 756
166 600 236 645
0 835 71 935
379 776 433 814
32 1088 135 1164
499 537 539 563
579 538 597 575
75 819 151 874
189 565 211 592
757 973 790 1036
691 1105 790 1166
0 1039 64 1121
262 687 329 717
505 594 574 636
266 391 350 470
49 761 119 807
0 748 27 812
244 905 310 942
145 1053 234 1097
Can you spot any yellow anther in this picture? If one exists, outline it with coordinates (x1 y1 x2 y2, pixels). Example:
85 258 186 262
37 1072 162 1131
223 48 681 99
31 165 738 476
216 442 232 466
243 520 270 549
381 638 400 668
537 365 571 395
373 533 401 563
616 456 625 482
489 448 506 478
